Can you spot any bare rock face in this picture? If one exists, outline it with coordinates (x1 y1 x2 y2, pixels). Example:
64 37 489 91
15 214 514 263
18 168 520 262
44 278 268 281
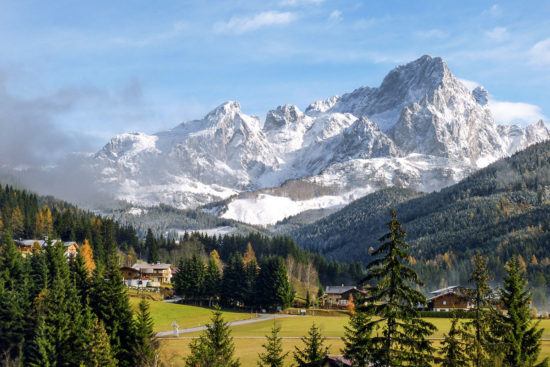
88 56 549 224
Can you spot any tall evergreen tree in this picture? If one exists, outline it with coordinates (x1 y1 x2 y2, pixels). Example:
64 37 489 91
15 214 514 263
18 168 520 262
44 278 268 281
293 322 328 367
439 315 469 367
185 308 240 367
145 229 159 264
134 299 160 366
360 209 436 366
90 259 137 366
464 252 493 367
221 253 247 307
79 303 117 367
255 256 292 312
342 294 373 366
257 323 288 367
492 256 549 367
204 255 222 306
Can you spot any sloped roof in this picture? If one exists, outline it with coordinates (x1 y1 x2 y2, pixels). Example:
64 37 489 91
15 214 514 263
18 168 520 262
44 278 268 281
132 263 171 270
15 239 78 248
325 285 356 295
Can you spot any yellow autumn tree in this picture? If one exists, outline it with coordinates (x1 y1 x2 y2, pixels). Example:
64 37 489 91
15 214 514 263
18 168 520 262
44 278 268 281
209 249 223 271
80 239 96 276
35 206 53 237
0 210 3 231
531 255 539 266
243 242 256 265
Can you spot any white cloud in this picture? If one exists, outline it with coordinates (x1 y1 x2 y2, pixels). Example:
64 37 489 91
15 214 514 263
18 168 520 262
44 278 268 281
214 11 297 34
485 26 508 42
529 38 550 65
329 10 343 23
457 78 480 91
280 0 324 6
489 100 546 125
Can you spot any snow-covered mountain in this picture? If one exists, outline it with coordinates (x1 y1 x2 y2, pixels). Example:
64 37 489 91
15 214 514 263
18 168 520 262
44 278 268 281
89 55 549 225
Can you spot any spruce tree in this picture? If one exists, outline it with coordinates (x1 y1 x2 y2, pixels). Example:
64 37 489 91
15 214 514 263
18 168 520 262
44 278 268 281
257 323 288 367
256 256 293 312
361 209 436 366
204 255 222 306
221 253 247 307
464 252 493 367
134 299 160 366
79 303 117 367
293 322 328 367
90 258 137 366
145 229 159 264
342 294 373 366
440 315 469 367
185 308 240 367
492 256 549 367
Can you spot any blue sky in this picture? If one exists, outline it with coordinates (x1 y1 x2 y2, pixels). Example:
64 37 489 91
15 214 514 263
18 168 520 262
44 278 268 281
1 0 549 164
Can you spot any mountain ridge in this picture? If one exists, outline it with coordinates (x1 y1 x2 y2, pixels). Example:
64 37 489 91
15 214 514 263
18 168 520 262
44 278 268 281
82 55 549 225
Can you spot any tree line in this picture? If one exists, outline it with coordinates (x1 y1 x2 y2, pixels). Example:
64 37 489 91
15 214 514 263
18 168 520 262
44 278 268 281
0 230 158 366
173 244 293 312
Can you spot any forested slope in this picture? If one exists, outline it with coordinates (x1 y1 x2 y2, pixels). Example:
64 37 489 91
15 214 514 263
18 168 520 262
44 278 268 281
290 141 550 299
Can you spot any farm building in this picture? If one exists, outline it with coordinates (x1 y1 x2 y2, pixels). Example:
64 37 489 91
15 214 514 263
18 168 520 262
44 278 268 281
321 285 367 307
427 286 473 311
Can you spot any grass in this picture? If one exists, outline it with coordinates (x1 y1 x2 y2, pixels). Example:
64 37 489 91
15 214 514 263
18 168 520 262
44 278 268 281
129 299 256 332
155 306 550 366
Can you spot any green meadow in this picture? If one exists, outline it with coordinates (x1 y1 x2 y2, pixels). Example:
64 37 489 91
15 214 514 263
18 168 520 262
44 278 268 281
142 300 550 366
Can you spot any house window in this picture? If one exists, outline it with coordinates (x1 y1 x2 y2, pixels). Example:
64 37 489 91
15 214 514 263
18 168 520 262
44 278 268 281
443 301 447 305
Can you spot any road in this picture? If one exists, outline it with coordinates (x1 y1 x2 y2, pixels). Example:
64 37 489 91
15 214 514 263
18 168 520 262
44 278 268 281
157 313 300 337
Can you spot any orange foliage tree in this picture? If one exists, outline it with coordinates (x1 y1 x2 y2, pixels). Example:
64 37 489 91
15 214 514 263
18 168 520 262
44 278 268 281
80 239 96 276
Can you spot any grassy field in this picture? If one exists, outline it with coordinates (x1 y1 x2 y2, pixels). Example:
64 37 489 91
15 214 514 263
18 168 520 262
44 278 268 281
150 302 550 366
129 299 256 332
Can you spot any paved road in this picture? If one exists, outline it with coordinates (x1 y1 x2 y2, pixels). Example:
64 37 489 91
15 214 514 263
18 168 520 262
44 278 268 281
157 313 300 337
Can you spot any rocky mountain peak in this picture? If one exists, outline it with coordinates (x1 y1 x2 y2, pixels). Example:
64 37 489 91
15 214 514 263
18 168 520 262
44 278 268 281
473 86 489 106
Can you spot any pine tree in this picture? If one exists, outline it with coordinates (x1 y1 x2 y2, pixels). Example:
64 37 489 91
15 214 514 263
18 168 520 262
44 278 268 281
134 299 160 366
439 316 469 367
145 229 159 264
185 308 240 367
293 322 328 367
0 279 26 361
71 250 91 303
257 323 288 367
492 256 549 367
79 303 117 367
26 313 53 367
204 255 222 306
360 209 436 366
255 257 293 312
342 294 373 366
305 290 311 309
464 252 493 367
90 259 137 366
221 253 247 307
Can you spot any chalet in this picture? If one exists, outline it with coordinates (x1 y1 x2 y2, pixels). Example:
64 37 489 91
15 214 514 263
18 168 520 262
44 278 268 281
321 285 367 308
131 263 173 285
14 239 79 258
427 286 473 311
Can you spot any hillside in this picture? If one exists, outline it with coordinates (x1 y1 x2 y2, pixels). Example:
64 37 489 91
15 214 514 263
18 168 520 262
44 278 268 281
288 140 550 298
